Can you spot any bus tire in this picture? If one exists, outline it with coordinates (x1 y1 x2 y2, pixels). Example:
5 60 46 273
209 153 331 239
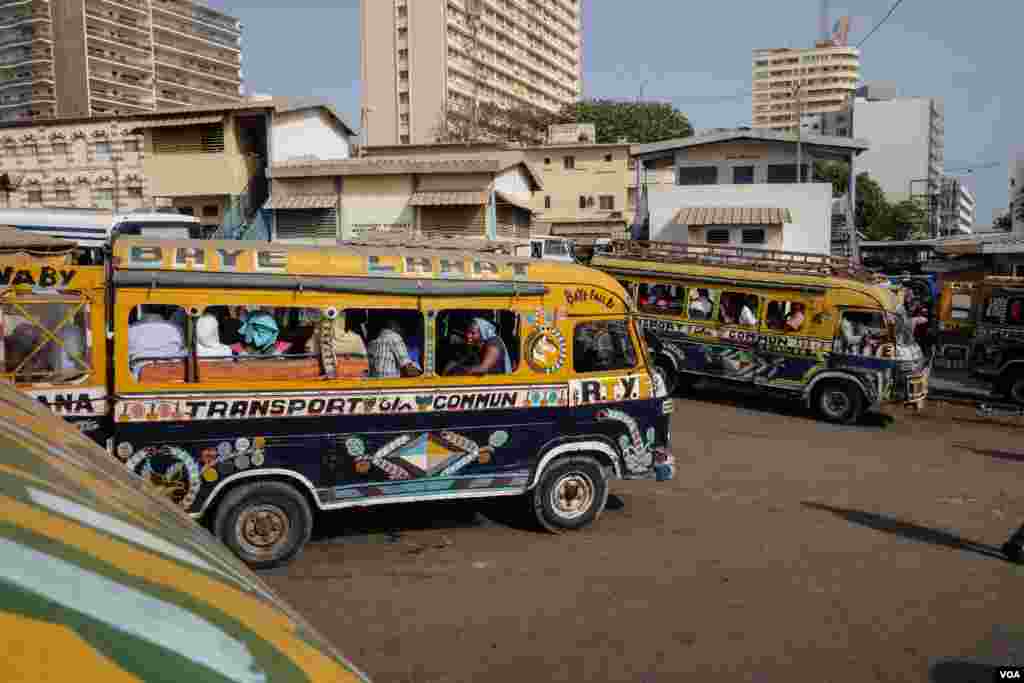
1002 371 1024 405
812 379 863 425
213 480 313 570
1003 540 1024 563
532 455 608 533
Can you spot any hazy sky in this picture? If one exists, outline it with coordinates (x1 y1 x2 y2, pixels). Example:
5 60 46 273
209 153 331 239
212 0 1019 227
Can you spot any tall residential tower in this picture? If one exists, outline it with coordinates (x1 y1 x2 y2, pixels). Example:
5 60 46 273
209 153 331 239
752 42 860 134
0 0 243 123
360 0 583 146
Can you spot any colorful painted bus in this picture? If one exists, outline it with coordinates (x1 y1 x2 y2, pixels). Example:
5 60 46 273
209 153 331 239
592 240 929 424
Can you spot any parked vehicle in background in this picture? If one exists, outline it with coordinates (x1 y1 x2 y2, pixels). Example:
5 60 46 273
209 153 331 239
0 207 201 264
592 240 929 424
932 280 979 370
506 236 577 262
0 378 371 681
967 276 1024 403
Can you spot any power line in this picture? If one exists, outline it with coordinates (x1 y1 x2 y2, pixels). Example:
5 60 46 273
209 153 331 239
857 0 909 48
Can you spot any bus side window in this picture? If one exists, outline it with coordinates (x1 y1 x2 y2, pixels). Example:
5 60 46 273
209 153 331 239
638 283 685 315
436 309 520 376
764 300 807 333
573 319 637 374
2 298 91 384
129 304 189 383
719 291 759 327
355 309 424 379
687 288 716 321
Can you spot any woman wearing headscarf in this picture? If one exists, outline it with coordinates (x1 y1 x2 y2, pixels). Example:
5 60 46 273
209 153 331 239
195 314 234 358
443 318 511 376
237 312 280 356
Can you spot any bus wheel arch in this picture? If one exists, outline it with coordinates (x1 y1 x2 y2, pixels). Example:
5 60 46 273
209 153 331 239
531 453 610 533
205 473 319 569
809 376 866 425
530 440 621 490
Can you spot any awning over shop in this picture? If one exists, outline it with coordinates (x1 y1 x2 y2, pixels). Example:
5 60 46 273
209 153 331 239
672 206 792 225
126 115 225 130
262 194 338 210
409 191 489 206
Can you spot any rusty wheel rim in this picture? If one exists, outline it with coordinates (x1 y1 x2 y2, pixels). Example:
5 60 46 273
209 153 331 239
235 504 290 559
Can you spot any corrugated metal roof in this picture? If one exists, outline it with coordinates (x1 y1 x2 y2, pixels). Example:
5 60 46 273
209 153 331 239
127 115 225 130
408 191 489 206
263 194 338 210
0 227 77 252
672 206 791 225
632 128 870 158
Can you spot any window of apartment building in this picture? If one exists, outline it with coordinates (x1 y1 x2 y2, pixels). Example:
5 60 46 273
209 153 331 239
95 189 114 202
400 135 410 144
578 195 594 209
398 28 407 39
54 184 70 203
202 205 219 217
399 92 409 104
767 164 809 184
93 141 113 162
705 229 731 244
563 155 575 170
677 166 718 186
397 5 407 17
123 139 140 153
628 158 636 170
127 186 143 198
544 195 551 209
733 166 755 184
52 141 68 156
26 188 41 204
599 195 615 210
399 70 409 81
544 157 551 165
604 153 613 162
400 113 409 125
398 48 408 61
742 229 766 245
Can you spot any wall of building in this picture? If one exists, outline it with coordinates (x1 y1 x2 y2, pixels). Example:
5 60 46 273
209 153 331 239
271 109 351 164
415 173 491 192
646 183 833 254
853 97 936 202
526 145 630 221
672 142 821 185
493 165 533 202
0 120 149 210
141 117 252 197
340 174 415 239
406 0 446 144
1012 155 1024 235
360 0 400 146
51 0 89 118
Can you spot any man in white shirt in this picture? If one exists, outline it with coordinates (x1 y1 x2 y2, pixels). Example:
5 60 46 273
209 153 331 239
128 312 186 379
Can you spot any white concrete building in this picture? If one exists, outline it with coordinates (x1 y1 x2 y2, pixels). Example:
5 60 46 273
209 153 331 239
1012 154 1024 235
939 176 975 236
631 129 870 256
852 90 944 206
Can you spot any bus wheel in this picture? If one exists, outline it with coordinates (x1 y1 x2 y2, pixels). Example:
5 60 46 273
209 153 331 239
532 455 608 532
214 481 313 569
654 361 678 396
812 380 863 425
1003 540 1024 563
1003 372 1024 405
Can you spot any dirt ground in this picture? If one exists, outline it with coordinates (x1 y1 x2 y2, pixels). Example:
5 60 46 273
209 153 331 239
263 389 1024 682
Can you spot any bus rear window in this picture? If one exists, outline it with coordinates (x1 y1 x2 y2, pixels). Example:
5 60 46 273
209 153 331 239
574 319 636 373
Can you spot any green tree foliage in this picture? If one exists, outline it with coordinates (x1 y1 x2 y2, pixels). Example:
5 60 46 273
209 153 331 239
814 161 889 235
551 99 694 144
865 199 928 241
995 211 1013 231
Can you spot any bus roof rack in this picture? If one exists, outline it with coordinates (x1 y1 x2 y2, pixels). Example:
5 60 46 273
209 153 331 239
983 275 1024 285
600 240 883 283
337 236 519 255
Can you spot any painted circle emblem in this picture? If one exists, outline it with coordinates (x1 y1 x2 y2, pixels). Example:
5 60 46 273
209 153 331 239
525 327 567 374
124 445 201 510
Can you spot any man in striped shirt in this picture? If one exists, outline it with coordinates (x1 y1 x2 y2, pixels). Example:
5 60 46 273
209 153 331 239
367 319 422 378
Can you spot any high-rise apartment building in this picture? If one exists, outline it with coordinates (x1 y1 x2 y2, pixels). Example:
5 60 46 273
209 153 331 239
360 0 583 146
0 0 243 123
751 42 860 133
939 176 975 236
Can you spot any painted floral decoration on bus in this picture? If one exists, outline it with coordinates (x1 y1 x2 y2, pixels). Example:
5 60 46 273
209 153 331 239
346 430 509 480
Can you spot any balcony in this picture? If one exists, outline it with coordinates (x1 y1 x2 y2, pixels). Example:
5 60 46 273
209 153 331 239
0 44 48 67
84 5 149 34
156 80 237 107
153 25 240 66
86 20 153 52
0 63 51 89
89 77 153 106
0 25 36 47
0 85 52 108
151 0 240 34
151 9 240 51
94 0 147 15
155 68 238 100
87 44 151 73
90 94 151 113
154 46 239 84
0 101 53 122
88 67 151 91
0 1 50 28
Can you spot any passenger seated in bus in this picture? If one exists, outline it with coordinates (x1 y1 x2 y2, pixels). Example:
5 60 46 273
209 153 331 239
720 294 756 326
689 289 713 320
443 318 510 376
195 314 234 358
235 312 283 356
785 303 806 332
367 319 422 378
5 323 52 380
128 309 186 379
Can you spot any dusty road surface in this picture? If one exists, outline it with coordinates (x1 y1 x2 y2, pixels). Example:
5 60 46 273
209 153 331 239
263 389 1024 683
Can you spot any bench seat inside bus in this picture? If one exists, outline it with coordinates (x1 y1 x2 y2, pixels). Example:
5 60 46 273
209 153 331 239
136 356 369 383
